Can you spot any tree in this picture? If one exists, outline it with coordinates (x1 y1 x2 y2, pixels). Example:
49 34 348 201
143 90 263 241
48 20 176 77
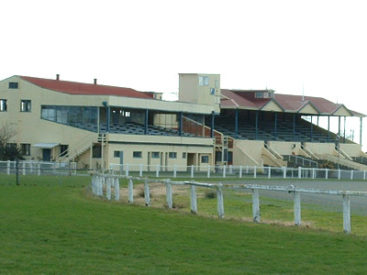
0 123 23 161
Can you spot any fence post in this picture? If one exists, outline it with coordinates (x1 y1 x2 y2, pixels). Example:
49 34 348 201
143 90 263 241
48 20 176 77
7 160 10 175
312 168 315 179
239 166 243 178
229 165 233 175
144 178 150 206
343 194 351 234
128 179 134 203
298 166 302 179
99 176 104 197
268 167 271 179
166 180 173 209
222 165 226 178
106 177 111 200
207 165 211 178
338 169 341 180
139 164 143 177
253 166 257 179
325 168 328 180
125 164 129 177
37 163 41 176
156 164 160 178
173 165 177 178
364 170 366 180
252 189 260 222
190 165 194 178
22 162 26 175
114 177 120 201
190 185 198 214
350 170 354 181
283 166 286 179
294 191 301 226
216 184 224 218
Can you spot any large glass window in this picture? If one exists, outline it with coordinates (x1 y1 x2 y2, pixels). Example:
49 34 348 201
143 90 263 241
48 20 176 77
0 99 7 112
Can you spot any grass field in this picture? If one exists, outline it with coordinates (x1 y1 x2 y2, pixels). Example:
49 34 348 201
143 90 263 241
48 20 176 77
1 175 367 274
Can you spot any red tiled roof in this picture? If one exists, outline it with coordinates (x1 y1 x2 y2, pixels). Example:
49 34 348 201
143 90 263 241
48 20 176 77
20 76 154 99
221 89 364 116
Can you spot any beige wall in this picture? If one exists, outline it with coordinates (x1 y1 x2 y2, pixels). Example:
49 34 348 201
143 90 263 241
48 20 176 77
233 140 264 166
340 143 363 157
268 141 302 156
304 142 337 156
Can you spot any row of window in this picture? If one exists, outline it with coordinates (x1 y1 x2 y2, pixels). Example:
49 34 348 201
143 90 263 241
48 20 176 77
113 151 209 163
0 99 32 112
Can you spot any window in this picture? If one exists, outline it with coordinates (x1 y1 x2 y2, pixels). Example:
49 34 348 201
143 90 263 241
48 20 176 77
169 152 177 159
21 144 31 156
8 82 18 89
0 99 7 112
60 145 68 157
133 151 142 158
182 152 187 159
7 143 17 150
210 88 215 95
20 100 31 112
199 76 209 86
201 155 209 163
92 144 101 158
151 152 160 159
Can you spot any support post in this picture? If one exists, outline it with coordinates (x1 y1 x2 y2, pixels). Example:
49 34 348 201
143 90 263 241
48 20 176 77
178 112 183 137
106 177 111 200
293 114 296 139
255 111 259 140
294 191 301 226
310 116 313 141
234 109 239 136
343 194 351 234
144 179 150 206
360 117 363 147
106 105 111 132
190 185 197 214
210 111 215 138
252 189 260 223
327 116 330 141
114 177 120 201
343 116 346 143
128 179 134 203
166 180 173 209
274 112 278 139
216 185 224 218
144 109 149 135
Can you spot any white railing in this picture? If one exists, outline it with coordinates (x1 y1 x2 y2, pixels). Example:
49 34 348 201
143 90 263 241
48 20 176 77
91 173 367 234
0 160 77 176
109 163 367 181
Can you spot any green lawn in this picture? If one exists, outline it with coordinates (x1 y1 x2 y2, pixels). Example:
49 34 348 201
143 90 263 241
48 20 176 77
1 175 367 274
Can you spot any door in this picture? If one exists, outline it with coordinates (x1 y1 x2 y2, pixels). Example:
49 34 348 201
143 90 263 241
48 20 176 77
43 149 51 161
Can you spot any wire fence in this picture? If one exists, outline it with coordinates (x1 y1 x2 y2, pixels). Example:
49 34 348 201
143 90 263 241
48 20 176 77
109 163 367 181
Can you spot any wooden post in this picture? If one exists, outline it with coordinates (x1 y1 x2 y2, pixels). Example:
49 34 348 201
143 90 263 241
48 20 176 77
128 179 134 203
298 166 302 179
312 168 315 179
156 164 160 177
144 179 150 206
190 165 194 178
252 189 260 222
350 170 354 180
22 162 26 175
325 168 328 180
283 166 286 179
222 165 226 178
229 165 233 175
125 164 129 177
253 166 257 179
364 170 366 180
173 165 177 178
37 163 41 176
343 194 351 234
99 176 104 196
207 165 211 178
268 166 271 179
338 169 341 180
239 166 243 178
294 191 301 226
106 177 111 200
114 177 120 201
216 185 224 218
7 160 10 175
139 164 143 177
190 185 197 214
166 180 173 209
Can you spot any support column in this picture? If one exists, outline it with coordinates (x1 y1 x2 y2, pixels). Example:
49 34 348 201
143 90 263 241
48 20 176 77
235 109 239 136
178 112 183 136
274 112 278 139
210 111 215 138
144 109 149 135
106 105 111 132
293 114 296 140
255 111 259 140
338 116 341 138
327 116 330 142
343 116 346 143
310 116 313 141
360 117 363 147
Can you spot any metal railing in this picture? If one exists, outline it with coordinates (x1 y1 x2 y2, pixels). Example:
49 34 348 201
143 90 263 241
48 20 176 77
109 163 367 181
0 160 77 176
91 173 367 234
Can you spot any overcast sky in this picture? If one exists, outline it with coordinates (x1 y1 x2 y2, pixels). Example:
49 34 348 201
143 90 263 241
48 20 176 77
1 0 366 147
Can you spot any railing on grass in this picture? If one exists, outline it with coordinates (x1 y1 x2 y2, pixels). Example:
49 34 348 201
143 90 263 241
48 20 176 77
0 160 77 176
91 174 367 234
109 163 367 181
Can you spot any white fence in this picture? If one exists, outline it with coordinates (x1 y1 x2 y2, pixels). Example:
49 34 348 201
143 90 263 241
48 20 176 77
0 160 77 176
91 174 367 234
109 163 367 181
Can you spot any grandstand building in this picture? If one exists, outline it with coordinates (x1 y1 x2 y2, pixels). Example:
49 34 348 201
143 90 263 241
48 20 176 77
0 73 366 171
